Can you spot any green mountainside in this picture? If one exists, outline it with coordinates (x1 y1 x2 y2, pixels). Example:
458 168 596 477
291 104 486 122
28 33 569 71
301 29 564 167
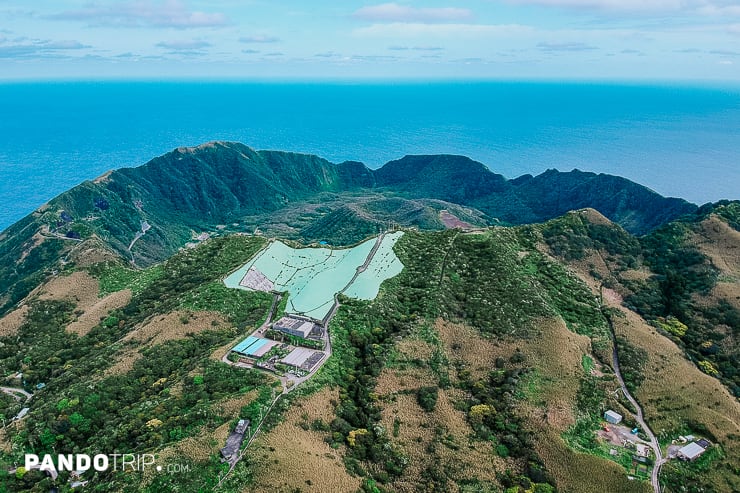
1 142 736 493
0 142 695 315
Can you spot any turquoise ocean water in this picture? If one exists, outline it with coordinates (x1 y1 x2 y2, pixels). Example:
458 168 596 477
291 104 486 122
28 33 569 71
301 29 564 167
1 81 739 231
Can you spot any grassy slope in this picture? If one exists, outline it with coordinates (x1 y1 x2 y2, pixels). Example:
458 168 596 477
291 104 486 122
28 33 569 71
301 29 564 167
247 229 656 492
0 235 280 493
538 209 740 493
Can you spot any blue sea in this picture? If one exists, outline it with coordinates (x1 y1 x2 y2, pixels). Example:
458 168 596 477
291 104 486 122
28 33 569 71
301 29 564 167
1 81 739 231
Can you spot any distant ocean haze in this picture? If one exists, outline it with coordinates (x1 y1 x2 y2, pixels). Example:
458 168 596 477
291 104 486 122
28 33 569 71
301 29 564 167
1 80 739 231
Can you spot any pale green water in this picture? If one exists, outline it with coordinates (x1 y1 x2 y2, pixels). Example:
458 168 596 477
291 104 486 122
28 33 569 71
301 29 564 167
343 231 405 300
223 232 405 320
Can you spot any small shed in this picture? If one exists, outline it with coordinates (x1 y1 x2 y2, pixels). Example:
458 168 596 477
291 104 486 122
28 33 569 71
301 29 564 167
604 410 623 425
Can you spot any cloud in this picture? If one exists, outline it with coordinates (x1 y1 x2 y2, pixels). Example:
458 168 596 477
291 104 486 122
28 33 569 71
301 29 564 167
537 41 599 51
451 57 485 63
314 51 342 58
0 39 90 59
52 1 228 29
241 49 260 54
351 54 400 61
239 35 280 43
507 0 740 16
709 49 740 56
620 48 645 55
355 22 532 38
353 3 472 23
388 45 443 51
156 39 210 50
697 4 740 16
507 0 681 10
729 24 740 35
263 52 284 57
719 60 734 64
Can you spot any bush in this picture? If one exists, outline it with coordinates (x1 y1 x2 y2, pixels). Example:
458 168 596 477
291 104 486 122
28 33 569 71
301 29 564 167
416 386 439 412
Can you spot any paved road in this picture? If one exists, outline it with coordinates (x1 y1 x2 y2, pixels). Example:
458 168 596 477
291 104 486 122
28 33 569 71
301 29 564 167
608 320 664 493
0 386 32 402
216 233 390 488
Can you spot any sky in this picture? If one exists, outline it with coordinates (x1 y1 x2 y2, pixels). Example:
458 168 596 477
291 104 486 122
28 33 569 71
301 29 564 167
1 1 739 80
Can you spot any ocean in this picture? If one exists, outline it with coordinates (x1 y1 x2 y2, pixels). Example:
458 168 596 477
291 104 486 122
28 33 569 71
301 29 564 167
1 80 739 231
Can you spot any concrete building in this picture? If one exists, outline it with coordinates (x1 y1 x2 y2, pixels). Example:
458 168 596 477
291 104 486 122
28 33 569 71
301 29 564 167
280 347 326 372
221 419 250 463
273 316 320 339
677 442 707 461
604 410 623 425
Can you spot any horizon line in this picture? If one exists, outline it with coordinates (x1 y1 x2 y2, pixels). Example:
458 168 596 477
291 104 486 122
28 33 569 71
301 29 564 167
1 75 740 89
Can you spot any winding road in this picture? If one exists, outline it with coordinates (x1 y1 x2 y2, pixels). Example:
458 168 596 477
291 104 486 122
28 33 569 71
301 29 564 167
607 316 664 493
0 386 32 402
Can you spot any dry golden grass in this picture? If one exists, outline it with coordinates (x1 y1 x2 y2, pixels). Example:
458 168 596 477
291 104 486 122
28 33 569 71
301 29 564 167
692 215 740 278
375 320 533 491
104 350 142 377
382 316 633 491
611 308 740 436
436 319 516 380
66 289 132 336
217 390 260 417
558 243 740 491
38 271 100 307
565 246 612 281
123 311 227 347
250 388 360 493
141 421 231 486
105 311 227 376
382 387 511 493
396 337 436 361
532 426 652 493
573 208 614 226
67 240 118 267
93 170 113 184
211 340 235 361
512 317 651 493
375 336 439 394
0 305 28 336
708 282 740 309
0 427 12 453
375 366 437 396
619 269 653 282
690 215 740 312
522 318 593 430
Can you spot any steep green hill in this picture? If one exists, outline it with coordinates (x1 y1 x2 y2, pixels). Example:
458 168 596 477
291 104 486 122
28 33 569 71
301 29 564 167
0 142 697 315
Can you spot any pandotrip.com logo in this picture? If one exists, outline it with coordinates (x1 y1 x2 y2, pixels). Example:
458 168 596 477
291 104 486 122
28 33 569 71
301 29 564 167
24 453 191 475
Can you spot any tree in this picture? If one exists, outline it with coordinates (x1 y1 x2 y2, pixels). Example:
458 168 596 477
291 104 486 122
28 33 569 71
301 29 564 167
469 404 494 424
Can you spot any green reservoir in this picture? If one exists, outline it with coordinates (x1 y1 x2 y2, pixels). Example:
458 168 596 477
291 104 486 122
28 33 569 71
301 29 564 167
224 232 404 321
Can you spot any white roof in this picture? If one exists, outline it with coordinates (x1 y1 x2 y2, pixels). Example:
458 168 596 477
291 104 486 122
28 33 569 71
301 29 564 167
281 347 316 367
605 410 622 419
679 442 706 460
